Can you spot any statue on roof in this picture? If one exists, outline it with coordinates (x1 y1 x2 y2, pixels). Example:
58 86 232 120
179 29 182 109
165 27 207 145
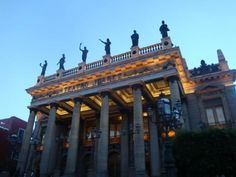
99 38 111 55
159 20 170 38
131 30 139 47
57 54 65 70
40 60 47 76
79 43 88 63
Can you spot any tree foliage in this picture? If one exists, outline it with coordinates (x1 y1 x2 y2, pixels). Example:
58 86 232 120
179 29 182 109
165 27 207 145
172 128 236 177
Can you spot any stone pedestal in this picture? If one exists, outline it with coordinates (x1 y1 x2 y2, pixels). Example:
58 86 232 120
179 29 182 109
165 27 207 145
56 69 64 78
37 76 45 85
78 62 86 73
103 54 111 66
131 46 140 58
161 37 172 49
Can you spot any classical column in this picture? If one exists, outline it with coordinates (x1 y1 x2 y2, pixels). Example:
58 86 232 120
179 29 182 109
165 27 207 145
64 98 82 177
168 76 181 107
148 107 161 177
120 111 129 177
132 84 146 177
168 76 183 124
94 112 100 174
40 103 58 177
17 108 37 176
96 92 109 177
25 121 41 174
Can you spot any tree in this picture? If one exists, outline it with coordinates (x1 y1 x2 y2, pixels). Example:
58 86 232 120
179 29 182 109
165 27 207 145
172 128 236 177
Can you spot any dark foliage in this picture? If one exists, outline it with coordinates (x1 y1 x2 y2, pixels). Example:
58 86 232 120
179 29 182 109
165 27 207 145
172 129 236 177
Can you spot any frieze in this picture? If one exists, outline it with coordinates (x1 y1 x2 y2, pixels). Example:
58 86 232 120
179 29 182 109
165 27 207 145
32 64 163 101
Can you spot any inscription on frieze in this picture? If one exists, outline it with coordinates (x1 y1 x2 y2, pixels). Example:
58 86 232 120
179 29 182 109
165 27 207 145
32 65 163 101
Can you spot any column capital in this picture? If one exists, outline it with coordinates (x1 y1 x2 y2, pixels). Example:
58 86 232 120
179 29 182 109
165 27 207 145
100 90 110 97
49 102 58 109
73 97 83 103
131 83 143 90
27 106 38 112
167 75 179 83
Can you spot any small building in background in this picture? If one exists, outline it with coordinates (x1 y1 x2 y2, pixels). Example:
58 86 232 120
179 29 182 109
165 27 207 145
0 116 26 175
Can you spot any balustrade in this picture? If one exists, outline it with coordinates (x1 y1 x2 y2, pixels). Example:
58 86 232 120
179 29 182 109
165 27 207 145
139 43 162 55
40 42 163 84
111 51 131 63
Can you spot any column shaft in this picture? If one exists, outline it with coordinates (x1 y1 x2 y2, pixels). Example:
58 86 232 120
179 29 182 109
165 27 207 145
168 77 181 108
17 109 36 176
121 113 129 177
40 104 57 177
96 93 109 177
149 109 161 177
64 99 81 177
133 86 146 177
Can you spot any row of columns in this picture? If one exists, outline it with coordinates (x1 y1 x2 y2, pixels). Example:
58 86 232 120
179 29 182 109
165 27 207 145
18 76 182 177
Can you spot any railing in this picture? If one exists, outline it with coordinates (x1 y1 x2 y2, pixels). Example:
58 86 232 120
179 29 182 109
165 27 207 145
63 67 79 77
41 42 163 84
139 43 163 55
44 74 57 82
111 51 132 63
86 59 104 70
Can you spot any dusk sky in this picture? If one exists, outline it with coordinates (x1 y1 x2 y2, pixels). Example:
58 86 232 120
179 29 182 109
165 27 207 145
0 0 236 121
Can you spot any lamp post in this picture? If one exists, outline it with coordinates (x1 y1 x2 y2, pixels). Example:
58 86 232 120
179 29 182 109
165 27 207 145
147 92 182 177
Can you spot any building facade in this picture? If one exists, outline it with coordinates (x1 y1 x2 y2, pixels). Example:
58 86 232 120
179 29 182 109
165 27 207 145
18 33 236 177
0 117 26 175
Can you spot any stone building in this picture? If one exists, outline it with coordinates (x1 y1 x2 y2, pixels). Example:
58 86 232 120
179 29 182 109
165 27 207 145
0 116 26 175
17 29 236 177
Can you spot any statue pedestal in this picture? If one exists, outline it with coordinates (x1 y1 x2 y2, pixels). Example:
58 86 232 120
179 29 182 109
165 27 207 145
103 54 111 66
37 76 45 85
161 37 173 49
78 62 86 73
56 69 64 79
131 46 140 58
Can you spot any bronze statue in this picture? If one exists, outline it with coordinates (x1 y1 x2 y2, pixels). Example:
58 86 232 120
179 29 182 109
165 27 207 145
131 30 139 47
40 60 47 76
99 38 111 55
159 20 170 38
57 54 65 70
79 43 88 63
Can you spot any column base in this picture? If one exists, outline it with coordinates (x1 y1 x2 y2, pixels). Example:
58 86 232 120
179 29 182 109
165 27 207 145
62 174 75 177
62 171 76 177
135 170 149 177
96 171 108 177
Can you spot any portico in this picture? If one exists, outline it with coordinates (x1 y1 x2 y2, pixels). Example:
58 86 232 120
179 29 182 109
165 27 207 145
19 36 188 177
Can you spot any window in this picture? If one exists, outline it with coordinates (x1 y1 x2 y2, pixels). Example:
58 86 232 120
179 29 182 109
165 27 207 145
17 128 25 143
203 98 226 126
205 106 226 125
109 124 121 138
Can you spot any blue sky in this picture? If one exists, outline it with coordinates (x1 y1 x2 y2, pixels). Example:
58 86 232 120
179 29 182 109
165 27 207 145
0 0 236 121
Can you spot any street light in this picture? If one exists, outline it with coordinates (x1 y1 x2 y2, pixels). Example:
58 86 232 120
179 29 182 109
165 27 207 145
147 92 182 177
